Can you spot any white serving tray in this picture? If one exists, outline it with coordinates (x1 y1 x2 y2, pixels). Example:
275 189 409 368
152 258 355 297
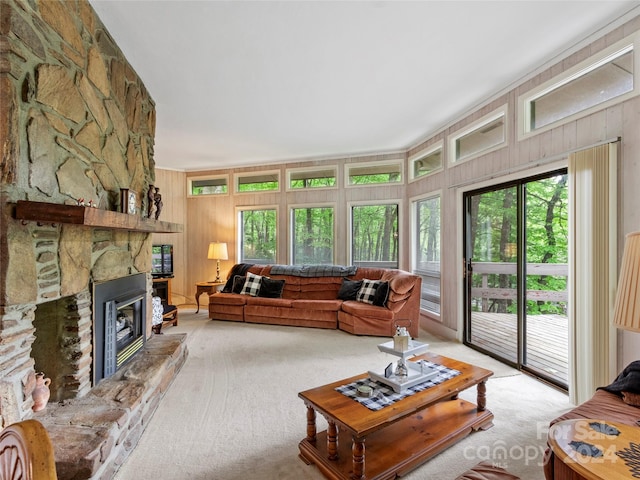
368 360 439 393
377 340 429 360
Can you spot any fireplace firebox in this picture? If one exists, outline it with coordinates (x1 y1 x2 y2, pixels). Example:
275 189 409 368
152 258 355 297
93 274 147 384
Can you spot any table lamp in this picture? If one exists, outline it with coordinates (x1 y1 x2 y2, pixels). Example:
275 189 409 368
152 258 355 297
207 242 228 283
612 231 640 332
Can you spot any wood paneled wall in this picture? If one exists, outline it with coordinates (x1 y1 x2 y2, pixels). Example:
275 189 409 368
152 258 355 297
152 169 188 306
183 153 406 306
154 14 640 367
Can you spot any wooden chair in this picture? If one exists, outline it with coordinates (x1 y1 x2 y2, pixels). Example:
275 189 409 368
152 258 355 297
0 419 57 480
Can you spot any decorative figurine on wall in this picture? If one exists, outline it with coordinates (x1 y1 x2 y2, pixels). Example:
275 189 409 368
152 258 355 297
154 187 163 220
147 185 156 219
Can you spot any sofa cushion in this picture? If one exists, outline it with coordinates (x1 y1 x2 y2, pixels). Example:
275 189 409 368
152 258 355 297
341 300 394 320
258 277 285 298
356 279 389 307
353 267 386 281
337 279 363 301
382 270 417 296
245 297 293 308
209 293 248 306
245 304 338 328
291 299 343 311
240 272 262 296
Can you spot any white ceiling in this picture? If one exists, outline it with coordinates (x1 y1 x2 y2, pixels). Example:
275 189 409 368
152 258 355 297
89 1 639 172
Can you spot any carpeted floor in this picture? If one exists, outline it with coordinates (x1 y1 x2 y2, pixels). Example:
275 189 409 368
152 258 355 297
113 309 575 480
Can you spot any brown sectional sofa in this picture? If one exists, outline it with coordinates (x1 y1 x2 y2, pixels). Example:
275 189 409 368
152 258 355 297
208 264 422 338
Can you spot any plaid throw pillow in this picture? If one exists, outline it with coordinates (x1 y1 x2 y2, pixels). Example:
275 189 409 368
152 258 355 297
240 272 262 296
356 279 389 306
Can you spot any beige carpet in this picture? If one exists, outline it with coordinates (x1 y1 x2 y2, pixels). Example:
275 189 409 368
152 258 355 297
113 310 575 480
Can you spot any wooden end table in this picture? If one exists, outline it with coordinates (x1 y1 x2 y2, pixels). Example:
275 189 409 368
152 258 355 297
298 352 494 480
548 418 640 480
195 281 224 313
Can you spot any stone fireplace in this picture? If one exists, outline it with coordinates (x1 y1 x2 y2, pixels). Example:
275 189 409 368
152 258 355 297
0 0 159 424
1 2 187 478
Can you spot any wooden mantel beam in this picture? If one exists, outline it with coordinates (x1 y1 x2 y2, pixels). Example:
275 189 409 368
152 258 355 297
14 200 183 234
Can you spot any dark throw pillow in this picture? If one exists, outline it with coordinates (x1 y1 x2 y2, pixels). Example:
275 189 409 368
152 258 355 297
232 275 246 294
337 279 363 301
258 277 285 298
222 275 236 293
356 279 390 307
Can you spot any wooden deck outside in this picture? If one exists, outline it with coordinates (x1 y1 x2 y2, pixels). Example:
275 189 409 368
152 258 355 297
469 311 568 386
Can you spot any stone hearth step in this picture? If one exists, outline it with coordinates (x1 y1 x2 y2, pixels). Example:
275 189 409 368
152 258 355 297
33 334 188 480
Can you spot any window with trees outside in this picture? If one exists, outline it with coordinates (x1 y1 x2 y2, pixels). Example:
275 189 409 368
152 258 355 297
413 194 441 314
346 160 403 186
350 202 399 268
291 206 334 264
287 167 337 190
235 171 279 193
238 208 277 264
187 175 228 196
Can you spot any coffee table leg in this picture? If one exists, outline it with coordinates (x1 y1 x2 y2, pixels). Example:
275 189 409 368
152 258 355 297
477 380 487 411
305 406 316 444
352 437 365 480
327 421 338 460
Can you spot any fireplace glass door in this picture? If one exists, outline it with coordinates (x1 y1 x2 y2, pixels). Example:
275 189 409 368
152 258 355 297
93 273 147 384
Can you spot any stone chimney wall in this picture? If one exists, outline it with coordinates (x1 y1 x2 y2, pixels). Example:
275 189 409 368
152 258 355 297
0 0 157 426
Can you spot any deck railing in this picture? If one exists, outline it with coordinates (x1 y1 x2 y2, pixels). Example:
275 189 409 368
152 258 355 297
471 262 568 312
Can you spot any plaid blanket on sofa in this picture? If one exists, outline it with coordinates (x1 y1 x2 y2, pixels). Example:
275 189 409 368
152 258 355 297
269 264 357 277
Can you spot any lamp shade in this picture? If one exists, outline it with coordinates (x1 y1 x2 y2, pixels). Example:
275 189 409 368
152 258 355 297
612 231 640 332
207 242 228 260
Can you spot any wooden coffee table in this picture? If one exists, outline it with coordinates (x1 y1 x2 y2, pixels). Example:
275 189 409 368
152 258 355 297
298 352 494 480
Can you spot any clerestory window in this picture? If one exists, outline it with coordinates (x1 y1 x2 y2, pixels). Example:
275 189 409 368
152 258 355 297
187 175 228 196
520 33 638 137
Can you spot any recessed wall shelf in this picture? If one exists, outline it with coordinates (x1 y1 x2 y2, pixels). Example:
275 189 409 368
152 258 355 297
14 200 183 233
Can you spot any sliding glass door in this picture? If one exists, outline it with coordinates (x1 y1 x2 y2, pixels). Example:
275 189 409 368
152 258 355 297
464 170 569 388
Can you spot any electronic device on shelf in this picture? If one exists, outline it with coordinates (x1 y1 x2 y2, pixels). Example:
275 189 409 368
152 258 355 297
151 244 174 278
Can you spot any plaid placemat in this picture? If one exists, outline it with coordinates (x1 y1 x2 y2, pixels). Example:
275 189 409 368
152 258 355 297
335 361 461 411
